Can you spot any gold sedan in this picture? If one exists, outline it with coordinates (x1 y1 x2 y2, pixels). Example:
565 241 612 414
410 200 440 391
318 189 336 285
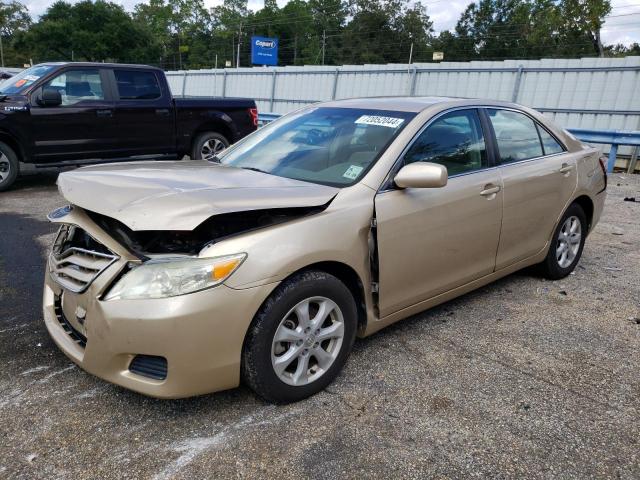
43 97 607 403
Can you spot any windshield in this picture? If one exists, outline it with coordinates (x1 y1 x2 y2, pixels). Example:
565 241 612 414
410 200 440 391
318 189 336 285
219 107 415 187
0 65 57 94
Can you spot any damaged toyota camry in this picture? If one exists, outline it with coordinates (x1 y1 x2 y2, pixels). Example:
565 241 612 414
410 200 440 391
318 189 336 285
43 97 607 403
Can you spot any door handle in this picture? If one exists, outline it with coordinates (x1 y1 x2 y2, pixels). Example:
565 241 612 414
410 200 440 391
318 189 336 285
96 109 112 117
559 163 574 174
155 108 170 116
480 184 501 197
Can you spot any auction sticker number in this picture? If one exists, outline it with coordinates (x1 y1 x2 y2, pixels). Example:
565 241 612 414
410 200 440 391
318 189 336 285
355 115 405 128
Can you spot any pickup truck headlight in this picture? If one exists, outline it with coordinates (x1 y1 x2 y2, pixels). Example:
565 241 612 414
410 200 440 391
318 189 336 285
104 254 246 301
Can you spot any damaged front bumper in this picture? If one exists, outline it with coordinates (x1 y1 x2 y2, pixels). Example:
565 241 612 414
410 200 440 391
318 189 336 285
42 206 277 399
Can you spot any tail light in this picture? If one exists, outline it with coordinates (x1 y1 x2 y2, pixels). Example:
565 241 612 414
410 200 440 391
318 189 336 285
598 156 608 190
248 108 258 128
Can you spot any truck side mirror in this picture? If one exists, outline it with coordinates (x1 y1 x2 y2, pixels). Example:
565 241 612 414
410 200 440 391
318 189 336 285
40 87 62 107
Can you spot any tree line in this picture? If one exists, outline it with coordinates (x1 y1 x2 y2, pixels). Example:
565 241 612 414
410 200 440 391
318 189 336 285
0 0 638 70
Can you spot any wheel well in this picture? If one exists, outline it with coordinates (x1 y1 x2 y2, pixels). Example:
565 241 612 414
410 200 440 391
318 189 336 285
572 195 594 231
0 132 23 163
193 121 233 146
295 261 368 334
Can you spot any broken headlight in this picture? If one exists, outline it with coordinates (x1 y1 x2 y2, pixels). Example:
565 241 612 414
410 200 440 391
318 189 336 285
104 253 246 300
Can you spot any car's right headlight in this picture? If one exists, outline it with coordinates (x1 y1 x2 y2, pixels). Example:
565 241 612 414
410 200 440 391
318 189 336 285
104 253 246 301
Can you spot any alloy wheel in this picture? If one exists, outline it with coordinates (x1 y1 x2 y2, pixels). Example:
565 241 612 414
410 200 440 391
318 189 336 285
556 215 581 268
200 138 226 160
0 153 10 181
271 296 345 386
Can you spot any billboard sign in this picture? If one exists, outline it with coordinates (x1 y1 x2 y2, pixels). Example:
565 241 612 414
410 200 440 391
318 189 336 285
251 36 278 66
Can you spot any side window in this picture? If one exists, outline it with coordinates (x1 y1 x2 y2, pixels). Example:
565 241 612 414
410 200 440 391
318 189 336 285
114 70 162 100
488 109 543 163
537 125 564 155
404 109 487 176
42 69 104 106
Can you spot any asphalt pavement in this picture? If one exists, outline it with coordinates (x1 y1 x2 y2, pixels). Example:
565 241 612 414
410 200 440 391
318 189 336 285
0 171 638 479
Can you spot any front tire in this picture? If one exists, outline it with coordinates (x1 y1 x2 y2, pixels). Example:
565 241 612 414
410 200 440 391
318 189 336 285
242 270 357 404
0 141 19 192
539 203 587 279
191 132 229 161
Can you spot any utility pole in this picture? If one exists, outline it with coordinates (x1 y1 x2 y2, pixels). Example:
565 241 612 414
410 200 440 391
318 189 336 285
321 30 326 65
236 23 242 68
408 34 414 71
0 34 4 68
178 31 183 70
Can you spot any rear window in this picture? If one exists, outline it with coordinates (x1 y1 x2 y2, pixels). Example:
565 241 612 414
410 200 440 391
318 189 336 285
114 70 162 100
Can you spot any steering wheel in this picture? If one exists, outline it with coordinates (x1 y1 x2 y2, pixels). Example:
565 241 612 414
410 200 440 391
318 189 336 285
307 128 324 145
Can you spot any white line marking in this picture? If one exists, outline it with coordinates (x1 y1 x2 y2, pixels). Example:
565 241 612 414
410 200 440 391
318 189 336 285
153 408 298 480
20 366 51 376
35 365 75 384
0 322 29 333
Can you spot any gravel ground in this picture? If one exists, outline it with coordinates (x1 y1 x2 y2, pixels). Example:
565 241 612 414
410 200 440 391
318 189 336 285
0 171 638 479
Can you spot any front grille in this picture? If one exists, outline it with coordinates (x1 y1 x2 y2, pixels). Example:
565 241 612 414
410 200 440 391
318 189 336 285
49 225 118 293
129 355 168 380
53 295 87 348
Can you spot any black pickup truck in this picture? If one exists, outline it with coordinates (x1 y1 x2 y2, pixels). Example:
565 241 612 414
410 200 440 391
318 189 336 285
0 62 258 190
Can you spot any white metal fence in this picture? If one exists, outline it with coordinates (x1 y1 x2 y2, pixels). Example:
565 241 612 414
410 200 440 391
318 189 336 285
167 56 640 135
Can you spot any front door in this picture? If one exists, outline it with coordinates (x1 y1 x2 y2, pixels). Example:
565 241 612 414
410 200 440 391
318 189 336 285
29 68 115 162
485 108 578 269
375 108 503 317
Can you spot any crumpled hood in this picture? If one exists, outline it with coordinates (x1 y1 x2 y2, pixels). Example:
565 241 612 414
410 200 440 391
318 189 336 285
57 161 339 231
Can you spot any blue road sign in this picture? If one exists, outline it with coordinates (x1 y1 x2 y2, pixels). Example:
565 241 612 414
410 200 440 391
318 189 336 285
251 36 278 66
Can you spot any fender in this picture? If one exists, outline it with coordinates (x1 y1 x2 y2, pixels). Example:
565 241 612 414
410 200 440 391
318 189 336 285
175 108 240 153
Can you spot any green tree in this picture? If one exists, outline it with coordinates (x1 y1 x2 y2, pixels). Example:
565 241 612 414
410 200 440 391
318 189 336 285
455 0 534 59
447 0 611 60
134 0 212 69
22 1 160 63
559 0 611 57
211 0 249 67
0 1 31 66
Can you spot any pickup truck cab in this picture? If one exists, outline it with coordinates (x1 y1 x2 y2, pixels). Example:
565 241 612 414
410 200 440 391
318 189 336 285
0 62 258 190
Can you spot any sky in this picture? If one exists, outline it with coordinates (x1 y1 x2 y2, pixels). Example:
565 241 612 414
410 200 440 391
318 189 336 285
21 0 640 47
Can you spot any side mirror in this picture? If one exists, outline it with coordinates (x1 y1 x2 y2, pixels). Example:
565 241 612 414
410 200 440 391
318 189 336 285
394 162 448 189
40 87 62 107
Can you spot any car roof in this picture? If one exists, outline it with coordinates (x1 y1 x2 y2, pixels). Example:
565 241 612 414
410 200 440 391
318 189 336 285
37 62 163 72
321 96 520 113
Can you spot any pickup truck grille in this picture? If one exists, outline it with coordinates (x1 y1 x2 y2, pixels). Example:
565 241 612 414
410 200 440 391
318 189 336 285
49 225 118 293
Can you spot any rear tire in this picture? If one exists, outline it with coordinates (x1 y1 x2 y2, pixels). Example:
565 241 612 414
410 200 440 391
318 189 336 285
539 203 587 280
191 132 229 161
0 141 19 192
242 270 357 404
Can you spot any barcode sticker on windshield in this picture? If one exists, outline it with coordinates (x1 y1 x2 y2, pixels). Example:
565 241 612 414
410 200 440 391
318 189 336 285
355 115 404 128
343 165 364 180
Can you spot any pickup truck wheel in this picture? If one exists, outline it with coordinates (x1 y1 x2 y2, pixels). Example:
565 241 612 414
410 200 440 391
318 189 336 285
0 142 19 192
191 132 229 161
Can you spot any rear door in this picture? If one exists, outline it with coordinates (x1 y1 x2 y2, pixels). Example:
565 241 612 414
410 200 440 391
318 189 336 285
485 108 577 269
374 108 503 317
109 68 175 156
29 68 115 162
